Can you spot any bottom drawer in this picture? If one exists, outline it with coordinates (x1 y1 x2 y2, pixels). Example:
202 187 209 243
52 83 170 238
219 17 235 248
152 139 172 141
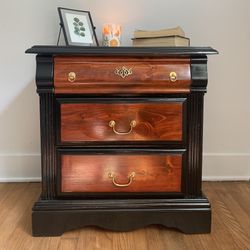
59 151 183 194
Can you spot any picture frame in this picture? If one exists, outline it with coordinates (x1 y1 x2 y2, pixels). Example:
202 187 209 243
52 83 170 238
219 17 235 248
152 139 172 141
58 7 99 46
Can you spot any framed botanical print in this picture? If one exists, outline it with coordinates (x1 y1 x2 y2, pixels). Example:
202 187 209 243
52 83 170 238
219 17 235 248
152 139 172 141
58 7 99 46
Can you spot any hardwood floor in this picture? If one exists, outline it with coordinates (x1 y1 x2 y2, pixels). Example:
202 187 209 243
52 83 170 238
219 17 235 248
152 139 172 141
0 182 249 250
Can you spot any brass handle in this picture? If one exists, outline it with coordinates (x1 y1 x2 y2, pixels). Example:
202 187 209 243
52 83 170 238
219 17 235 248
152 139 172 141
68 72 76 82
109 120 136 135
108 172 136 187
169 72 177 82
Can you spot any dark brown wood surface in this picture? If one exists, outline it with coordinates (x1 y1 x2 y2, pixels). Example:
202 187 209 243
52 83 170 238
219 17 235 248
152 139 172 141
60 102 183 142
54 57 191 94
61 154 182 193
26 45 219 56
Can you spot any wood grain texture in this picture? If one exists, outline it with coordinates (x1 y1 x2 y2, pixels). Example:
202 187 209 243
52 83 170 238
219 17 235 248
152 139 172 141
60 102 183 142
54 57 191 94
0 182 248 250
61 154 182 193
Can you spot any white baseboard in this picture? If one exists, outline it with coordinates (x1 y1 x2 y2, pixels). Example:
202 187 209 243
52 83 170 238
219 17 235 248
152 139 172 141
0 154 41 182
202 176 249 181
0 177 41 182
0 153 249 182
202 153 250 181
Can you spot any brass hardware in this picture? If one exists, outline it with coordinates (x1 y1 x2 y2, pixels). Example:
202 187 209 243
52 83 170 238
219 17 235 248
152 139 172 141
68 72 76 82
109 120 136 135
114 66 133 78
169 71 177 82
108 172 136 187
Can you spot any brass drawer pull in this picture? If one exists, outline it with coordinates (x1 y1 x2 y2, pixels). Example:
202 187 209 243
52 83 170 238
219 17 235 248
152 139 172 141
68 72 76 82
108 172 136 187
169 71 177 82
109 120 136 135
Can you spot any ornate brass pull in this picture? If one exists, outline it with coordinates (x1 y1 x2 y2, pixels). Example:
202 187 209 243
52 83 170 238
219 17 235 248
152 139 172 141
169 71 177 82
114 66 133 78
68 72 76 82
108 172 136 187
109 120 136 135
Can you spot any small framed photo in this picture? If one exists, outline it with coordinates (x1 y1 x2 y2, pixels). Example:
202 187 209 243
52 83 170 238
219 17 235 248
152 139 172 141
58 7 99 46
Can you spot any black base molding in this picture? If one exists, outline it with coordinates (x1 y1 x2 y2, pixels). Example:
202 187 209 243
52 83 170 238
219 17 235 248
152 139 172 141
32 196 211 236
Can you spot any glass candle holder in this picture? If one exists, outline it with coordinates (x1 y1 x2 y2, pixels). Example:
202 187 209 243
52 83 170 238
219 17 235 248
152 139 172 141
102 24 121 47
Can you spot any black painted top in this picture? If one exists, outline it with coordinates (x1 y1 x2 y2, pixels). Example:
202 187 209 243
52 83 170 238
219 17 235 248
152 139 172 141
26 45 218 57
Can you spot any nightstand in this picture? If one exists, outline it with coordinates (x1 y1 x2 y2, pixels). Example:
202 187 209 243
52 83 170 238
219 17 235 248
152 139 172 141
26 46 217 236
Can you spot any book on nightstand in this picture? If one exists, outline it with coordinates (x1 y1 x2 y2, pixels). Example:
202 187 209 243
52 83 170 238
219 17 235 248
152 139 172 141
132 35 190 47
134 26 185 38
132 26 190 47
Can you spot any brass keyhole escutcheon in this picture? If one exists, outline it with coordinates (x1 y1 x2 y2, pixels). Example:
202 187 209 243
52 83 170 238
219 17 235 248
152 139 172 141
114 66 133 78
169 72 177 82
68 72 76 83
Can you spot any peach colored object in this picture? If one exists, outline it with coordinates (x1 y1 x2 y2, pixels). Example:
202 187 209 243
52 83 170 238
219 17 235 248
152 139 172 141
102 24 121 47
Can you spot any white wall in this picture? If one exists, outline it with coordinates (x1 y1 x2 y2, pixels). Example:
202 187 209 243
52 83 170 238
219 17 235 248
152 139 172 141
0 0 249 181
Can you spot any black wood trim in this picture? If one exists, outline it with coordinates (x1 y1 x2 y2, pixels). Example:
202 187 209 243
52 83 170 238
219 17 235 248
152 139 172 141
39 93 57 199
57 148 186 153
32 197 211 236
26 45 218 57
33 197 210 211
55 93 189 99
191 57 208 92
56 142 185 148
55 99 61 147
186 93 204 197
56 96 187 103
36 55 54 93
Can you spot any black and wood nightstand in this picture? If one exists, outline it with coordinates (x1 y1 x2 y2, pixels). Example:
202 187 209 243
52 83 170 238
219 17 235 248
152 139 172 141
26 46 218 236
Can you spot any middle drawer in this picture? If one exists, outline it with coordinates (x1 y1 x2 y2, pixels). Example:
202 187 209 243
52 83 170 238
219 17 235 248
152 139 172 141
58 98 186 144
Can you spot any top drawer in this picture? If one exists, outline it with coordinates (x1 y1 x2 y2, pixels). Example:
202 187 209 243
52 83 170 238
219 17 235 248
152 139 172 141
54 57 191 94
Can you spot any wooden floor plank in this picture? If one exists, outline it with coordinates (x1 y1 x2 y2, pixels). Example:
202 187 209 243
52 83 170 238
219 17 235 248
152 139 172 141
158 227 188 250
0 183 33 250
145 227 164 250
130 228 148 250
229 182 250 215
0 184 18 205
57 238 79 250
203 182 250 250
218 183 250 237
76 227 112 250
0 182 249 250
2 183 40 250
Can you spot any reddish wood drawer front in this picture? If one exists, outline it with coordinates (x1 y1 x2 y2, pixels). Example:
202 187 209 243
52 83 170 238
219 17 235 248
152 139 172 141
61 154 182 193
54 57 191 94
60 101 184 142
